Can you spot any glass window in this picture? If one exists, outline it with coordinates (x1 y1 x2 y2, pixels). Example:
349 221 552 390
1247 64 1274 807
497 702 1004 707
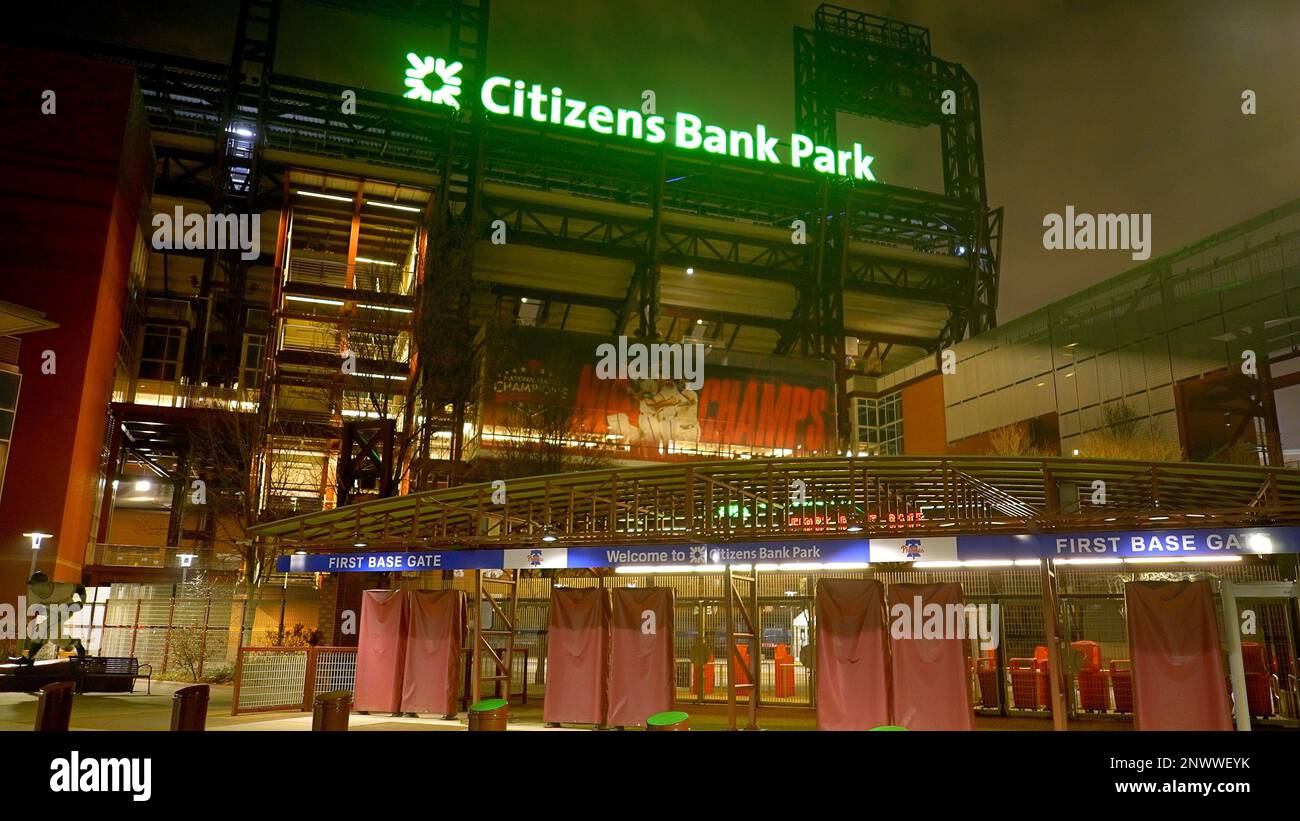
854 392 903 455
241 333 266 390
138 325 184 381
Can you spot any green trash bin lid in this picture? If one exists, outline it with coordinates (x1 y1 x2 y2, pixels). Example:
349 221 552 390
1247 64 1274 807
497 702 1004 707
868 724 909 731
470 698 509 712
646 710 690 727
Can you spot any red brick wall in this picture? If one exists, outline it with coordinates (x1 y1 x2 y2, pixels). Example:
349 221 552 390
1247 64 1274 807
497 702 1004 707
0 47 154 604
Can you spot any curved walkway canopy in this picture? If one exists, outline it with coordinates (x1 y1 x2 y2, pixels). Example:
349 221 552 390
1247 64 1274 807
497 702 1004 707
251 456 1300 552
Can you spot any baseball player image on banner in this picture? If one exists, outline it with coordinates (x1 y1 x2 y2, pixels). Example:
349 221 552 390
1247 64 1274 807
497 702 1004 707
607 587 676 727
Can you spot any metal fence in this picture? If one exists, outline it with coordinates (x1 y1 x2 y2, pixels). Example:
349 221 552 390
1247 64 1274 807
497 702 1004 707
62 582 323 681
229 643 532 715
232 646 357 714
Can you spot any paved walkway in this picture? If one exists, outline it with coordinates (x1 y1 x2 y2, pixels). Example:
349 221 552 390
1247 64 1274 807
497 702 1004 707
0 683 575 731
0 682 1135 731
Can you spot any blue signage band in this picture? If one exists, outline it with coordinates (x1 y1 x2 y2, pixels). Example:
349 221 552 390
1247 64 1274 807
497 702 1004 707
275 526 1300 573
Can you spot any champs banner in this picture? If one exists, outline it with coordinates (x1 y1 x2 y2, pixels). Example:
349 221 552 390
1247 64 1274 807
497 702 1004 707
480 327 835 458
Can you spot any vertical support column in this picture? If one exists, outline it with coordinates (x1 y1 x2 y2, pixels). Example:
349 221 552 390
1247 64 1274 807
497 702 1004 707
95 418 124 545
695 601 707 705
198 597 212 680
747 566 760 730
1219 582 1252 731
724 563 738 730
640 150 666 339
161 597 177 676
167 452 188 547
684 466 695 536
823 185 851 452
503 570 519 702
129 600 141 658
1039 558 1068 730
471 569 483 704
1257 353 1285 467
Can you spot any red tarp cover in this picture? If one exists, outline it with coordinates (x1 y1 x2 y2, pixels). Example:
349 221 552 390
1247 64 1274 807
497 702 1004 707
353 589 407 713
543 586 610 725
607 587 675 727
1125 580 1232 730
816 578 890 730
400 589 465 716
887 582 973 730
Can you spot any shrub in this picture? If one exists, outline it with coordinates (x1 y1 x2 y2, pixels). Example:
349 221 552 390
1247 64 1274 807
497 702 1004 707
262 623 322 647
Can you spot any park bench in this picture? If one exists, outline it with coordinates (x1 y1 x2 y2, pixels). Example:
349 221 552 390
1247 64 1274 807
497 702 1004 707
73 656 152 694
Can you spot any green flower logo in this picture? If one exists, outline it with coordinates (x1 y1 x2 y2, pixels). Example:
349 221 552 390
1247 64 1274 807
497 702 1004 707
404 53 464 110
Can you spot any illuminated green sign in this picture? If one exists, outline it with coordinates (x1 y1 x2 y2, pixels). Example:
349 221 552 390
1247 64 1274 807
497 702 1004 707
404 53 464 110
403 53 876 182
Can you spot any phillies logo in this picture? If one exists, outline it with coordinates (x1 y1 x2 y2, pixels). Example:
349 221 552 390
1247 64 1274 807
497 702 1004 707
527 549 544 567
902 539 924 560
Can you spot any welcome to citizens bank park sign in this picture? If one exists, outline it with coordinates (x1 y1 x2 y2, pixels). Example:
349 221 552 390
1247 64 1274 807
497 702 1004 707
278 526 1300 573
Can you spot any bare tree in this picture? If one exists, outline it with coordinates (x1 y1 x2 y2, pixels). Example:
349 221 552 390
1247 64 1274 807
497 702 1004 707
1077 402 1183 461
413 220 477 486
987 420 1044 456
335 259 428 495
167 624 207 682
186 403 325 595
461 321 614 482
464 394 614 482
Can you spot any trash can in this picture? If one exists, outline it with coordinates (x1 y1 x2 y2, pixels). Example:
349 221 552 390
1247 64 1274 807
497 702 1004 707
35 680 75 731
646 710 690 731
312 690 352 731
468 698 509 731
171 684 210 731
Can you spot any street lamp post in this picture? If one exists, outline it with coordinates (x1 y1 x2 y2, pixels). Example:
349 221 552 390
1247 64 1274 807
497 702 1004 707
22 532 53 577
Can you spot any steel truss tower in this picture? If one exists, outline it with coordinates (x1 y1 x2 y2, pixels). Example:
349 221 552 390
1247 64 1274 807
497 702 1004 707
199 0 282 387
795 4 1002 356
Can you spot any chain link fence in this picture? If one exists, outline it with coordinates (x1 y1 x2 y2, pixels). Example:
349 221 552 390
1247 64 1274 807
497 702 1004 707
64 580 324 682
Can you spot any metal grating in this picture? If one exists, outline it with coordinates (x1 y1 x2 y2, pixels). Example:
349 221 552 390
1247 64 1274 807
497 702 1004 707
234 649 308 713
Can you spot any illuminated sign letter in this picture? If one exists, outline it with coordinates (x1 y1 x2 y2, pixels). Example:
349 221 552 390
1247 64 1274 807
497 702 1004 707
481 76 512 115
676 112 703 150
791 133 815 168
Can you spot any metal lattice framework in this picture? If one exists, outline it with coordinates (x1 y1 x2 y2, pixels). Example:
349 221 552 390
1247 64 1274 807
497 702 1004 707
250 455 1300 550
28 3 994 445
795 4 1001 353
